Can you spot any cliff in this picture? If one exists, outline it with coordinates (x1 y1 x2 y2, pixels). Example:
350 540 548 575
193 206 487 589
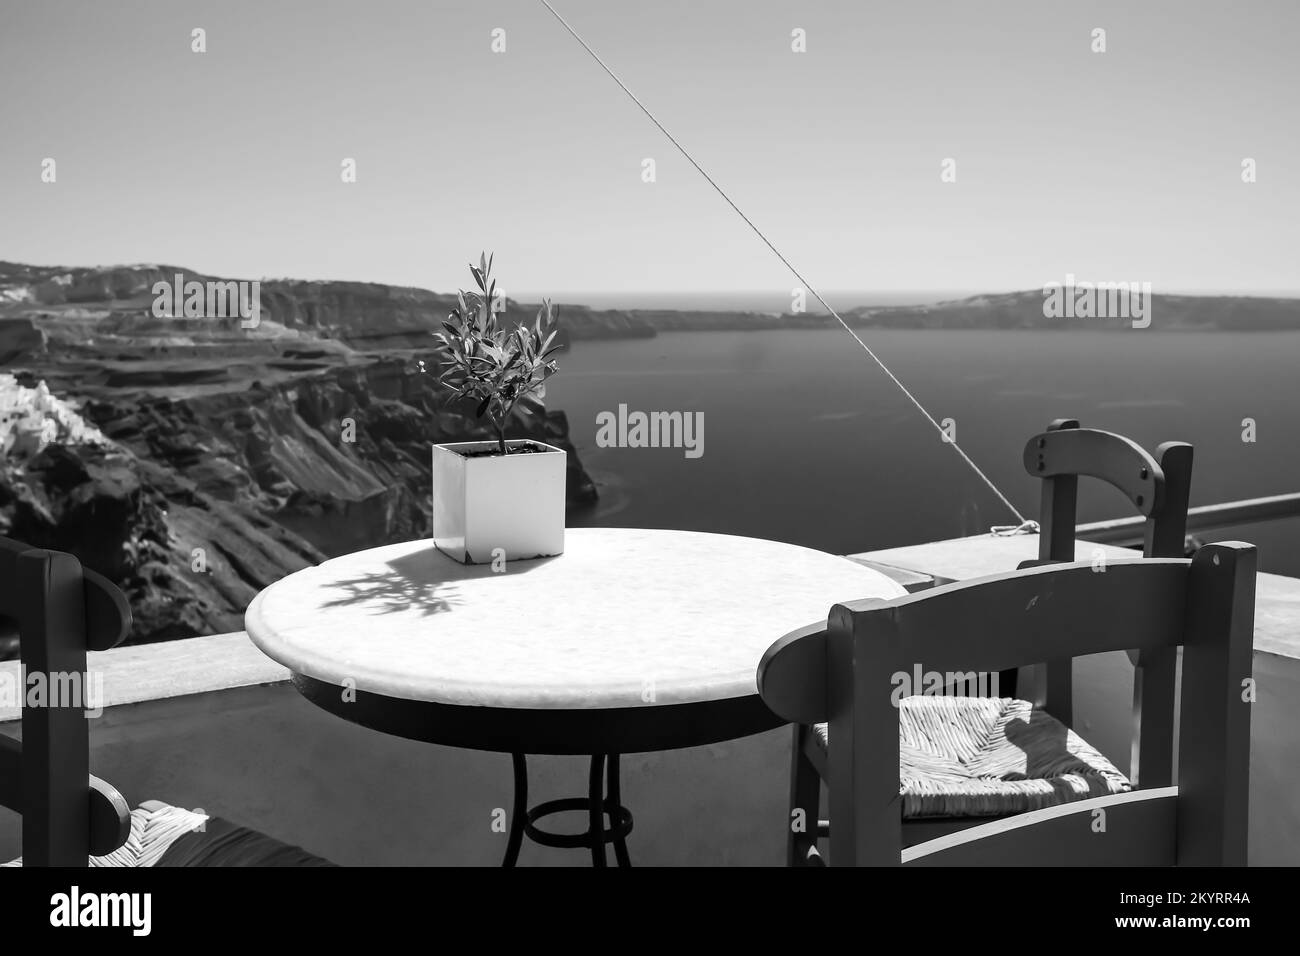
0 262 598 646
0 261 657 347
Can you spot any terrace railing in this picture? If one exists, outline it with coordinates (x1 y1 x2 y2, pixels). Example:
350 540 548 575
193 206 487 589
1077 491 1300 548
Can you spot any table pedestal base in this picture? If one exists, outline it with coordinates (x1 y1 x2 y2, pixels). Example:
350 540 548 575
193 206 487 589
502 753 633 867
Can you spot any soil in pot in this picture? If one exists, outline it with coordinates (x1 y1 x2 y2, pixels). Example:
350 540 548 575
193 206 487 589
456 444 550 459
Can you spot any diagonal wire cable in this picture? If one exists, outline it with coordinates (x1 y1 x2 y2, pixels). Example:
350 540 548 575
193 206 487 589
538 0 1030 528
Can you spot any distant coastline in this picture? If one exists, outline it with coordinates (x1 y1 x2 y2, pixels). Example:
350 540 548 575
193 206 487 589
549 288 1300 339
5 264 1300 355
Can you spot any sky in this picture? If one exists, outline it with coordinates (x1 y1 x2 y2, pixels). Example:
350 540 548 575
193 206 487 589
1 0 1297 298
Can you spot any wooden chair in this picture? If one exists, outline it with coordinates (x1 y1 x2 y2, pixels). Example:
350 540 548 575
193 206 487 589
781 419 1194 865
759 542 1255 865
0 536 133 865
1015 417 1193 780
0 536 333 866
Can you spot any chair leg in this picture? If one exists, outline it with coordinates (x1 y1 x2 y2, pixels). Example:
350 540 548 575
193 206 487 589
788 724 822 866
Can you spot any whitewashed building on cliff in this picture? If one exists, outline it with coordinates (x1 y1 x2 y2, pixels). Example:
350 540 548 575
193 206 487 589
0 374 108 460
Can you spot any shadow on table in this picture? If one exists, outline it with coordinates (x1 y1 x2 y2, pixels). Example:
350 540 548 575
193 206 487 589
319 543 561 616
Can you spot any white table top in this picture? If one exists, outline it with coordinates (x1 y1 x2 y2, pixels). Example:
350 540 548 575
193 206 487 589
246 528 905 710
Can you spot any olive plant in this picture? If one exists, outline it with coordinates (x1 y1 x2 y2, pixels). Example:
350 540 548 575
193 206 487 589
433 252 561 455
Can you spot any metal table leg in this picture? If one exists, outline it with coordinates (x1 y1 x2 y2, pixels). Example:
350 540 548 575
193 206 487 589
502 752 528 867
588 753 607 867
606 754 632 868
506 752 634 866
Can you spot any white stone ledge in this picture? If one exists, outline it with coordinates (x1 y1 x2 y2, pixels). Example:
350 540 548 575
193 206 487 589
0 631 289 724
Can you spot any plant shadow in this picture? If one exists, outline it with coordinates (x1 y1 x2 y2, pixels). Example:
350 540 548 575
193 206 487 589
318 543 560 617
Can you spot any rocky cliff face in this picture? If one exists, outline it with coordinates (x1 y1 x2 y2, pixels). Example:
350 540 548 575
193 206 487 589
0 262 598 646
0 261 657 351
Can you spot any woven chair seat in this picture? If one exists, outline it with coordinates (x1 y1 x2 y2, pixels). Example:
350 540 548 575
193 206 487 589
812 695 1131 818
5 803 207 867
5 802 335 867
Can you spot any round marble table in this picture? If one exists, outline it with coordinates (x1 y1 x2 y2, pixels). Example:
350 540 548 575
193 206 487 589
246 527 904 865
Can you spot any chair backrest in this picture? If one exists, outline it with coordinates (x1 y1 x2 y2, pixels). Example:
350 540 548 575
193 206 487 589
1019 418 1193 787
0 536 133 865
758 542 1255 866
1024 418 1193 564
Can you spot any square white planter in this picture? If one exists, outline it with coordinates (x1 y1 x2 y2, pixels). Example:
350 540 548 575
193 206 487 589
431 439 566 564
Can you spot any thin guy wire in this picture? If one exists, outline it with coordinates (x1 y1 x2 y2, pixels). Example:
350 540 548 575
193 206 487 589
538 0 1029 526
